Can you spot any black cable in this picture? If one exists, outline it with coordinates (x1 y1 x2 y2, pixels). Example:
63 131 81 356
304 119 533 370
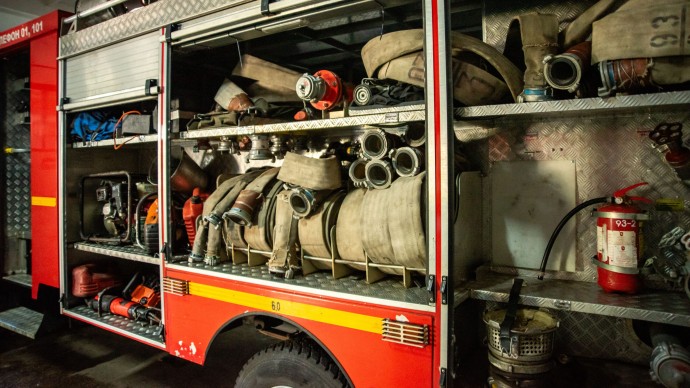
538 196 609 280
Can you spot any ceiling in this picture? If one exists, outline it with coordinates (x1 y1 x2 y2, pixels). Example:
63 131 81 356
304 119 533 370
0 0 75 31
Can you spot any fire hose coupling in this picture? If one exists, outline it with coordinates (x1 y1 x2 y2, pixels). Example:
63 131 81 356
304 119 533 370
360 128 399 160
390 147 423 177
224 189 264 226
543 41 592 93
203 213 223 228
247 134 273 162
366 159 396 190
517 88 553 103
295 70 352 111
649 122 690 183
288 187 318 218
349 158 370 189
188 252 205 263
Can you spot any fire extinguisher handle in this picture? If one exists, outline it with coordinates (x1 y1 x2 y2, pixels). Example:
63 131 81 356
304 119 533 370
613 182 648 198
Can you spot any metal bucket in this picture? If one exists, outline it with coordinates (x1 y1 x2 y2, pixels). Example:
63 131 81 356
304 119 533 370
483 308 559 375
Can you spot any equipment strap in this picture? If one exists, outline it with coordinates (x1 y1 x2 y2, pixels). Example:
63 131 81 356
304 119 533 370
499 278 524 357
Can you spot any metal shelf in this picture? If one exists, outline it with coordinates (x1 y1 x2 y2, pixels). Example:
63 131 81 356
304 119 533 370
73 242 160 265
179 104 426 140
467 271 690 327
167 259 430 307
71 134 158 149
454 91 690 120
65 305 164 348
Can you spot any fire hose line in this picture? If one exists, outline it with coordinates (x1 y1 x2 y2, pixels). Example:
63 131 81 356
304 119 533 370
335 189 367 268
277 152 341 191
226 167 280 226
298 191 346 270
204 170 265 264
268 190 301 274
190 174 251 261
538 197 609 279
243 179 284 254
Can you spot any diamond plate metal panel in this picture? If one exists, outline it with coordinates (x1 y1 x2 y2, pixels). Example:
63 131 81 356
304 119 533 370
2 54 31 236
180 107 425 139
73 242 160 265
479 109 690 284
471 272 690 327
168 261 429 305
67 305 164 345
60 0 253 57
456 91 690 119
482 0 596 52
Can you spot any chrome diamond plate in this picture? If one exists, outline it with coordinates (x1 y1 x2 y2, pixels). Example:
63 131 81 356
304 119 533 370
483 0 595 52
471 272 690 327
478 109 690 283
484 300 650 364
66 305 164 346
73 242 161 265
60 0 251 57
455 91 690 119
168 260 429 305
180 108 425 139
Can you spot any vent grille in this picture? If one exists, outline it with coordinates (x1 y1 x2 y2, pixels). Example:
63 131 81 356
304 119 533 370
162 277 189 296
382 319 429 348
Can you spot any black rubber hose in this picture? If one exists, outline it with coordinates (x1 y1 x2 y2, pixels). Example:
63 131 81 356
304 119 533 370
538 196 609 280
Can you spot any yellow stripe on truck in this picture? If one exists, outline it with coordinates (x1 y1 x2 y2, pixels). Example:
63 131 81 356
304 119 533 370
189 282 381 334
31 196 56 207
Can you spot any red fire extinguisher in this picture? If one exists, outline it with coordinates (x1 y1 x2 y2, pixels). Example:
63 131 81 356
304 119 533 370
592 182 651 294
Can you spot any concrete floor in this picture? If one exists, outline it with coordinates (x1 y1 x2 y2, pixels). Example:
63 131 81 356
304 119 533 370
0 321 277 387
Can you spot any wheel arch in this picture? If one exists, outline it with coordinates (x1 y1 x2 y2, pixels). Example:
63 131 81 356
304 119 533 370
204 311 354 387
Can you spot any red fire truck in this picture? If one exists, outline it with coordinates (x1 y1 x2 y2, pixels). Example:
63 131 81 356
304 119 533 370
2 1 690 387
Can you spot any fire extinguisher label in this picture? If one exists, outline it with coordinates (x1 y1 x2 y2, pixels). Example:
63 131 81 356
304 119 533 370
597 225 606 258
607 230 637 268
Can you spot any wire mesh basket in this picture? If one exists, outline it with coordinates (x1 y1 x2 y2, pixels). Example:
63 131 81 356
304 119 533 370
484 308 559 365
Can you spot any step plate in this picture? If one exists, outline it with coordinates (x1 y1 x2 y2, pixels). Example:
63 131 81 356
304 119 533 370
3 273 32 288
0 307 42 339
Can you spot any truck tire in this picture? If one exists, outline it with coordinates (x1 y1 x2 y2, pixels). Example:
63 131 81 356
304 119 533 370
235 338 348 388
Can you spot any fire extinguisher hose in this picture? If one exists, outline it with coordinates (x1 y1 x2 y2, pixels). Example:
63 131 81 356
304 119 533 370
538 196 609 279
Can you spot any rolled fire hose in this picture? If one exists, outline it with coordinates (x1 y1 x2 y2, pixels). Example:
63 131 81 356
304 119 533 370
243 179 284 254
277 152 342 191
387 173 427 273
360 187 396 273
335 189 367 270
361 29 524 103
231 54 302 103
226 167 280 226
268 190 300 274
378 52 511 106
504 13 559 101
592 2 690 63
298 191 346 270
205 170 265 264
560 0 619 49
190 174 248 262
360 173 427 275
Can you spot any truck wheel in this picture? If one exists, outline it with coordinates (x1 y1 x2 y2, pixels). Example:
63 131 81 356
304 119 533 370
235 338 348 388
